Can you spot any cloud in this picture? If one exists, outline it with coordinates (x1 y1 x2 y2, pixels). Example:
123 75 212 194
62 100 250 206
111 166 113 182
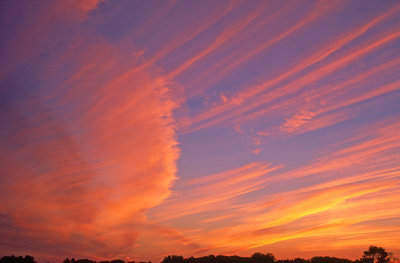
150 162 281 222
150 117 400 257
281 110 317 133
0 2 180 261
183 3 400 133
166 1 271 79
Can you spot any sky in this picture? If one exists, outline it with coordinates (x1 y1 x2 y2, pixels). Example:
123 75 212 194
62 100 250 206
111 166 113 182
0 0 399 262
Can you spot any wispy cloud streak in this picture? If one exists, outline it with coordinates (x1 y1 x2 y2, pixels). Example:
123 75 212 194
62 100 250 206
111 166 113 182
152 117 400 257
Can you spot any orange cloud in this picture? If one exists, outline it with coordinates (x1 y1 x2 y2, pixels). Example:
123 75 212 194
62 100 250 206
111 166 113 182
0 3 180 262
150 117 400 257
150 162 281 222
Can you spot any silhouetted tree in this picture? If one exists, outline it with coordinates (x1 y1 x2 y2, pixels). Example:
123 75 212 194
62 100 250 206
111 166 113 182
75 259 96 263
293 258 308 263
0 255 36 263
363 246 390 263
311 257 353 263
388 252 398 263
162 255 185 263
251 253 275 263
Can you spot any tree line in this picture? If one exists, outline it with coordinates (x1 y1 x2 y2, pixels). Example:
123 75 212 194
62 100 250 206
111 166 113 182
160 246 395 263
0 245 396 263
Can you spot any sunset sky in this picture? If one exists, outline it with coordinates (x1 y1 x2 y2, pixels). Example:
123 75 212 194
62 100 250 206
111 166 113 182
0 0 399 262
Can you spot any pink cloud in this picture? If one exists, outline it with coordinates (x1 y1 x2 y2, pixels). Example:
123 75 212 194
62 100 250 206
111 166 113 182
0 2 180 261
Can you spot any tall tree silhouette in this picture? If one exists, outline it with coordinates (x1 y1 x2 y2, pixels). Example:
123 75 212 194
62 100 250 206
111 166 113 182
362 246 390 263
